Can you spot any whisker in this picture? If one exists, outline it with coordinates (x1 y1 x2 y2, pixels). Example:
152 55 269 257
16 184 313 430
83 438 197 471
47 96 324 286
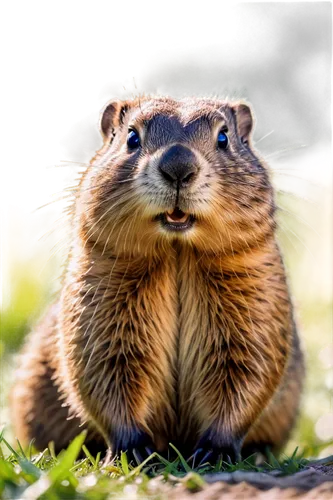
262 144 308 158
49 234 70 260
271 170 319 185
213 180 320 208
85 192 138 244
278 219 301 255
121 210 140 255
100 204 136 255
49 232 71 255
276 205 312 229
276 189 317 206
37 219 68 241
40 172 136 204
51 273 66 283
59 160 89 166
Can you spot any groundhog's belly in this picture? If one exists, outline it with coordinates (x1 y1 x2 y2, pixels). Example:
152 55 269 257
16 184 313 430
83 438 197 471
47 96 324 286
58 252 213 449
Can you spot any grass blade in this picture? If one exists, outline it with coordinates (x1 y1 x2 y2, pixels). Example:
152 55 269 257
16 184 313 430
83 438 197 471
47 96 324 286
82 445 96 467
290 447 299 460
28 439 36 461
48 441 57 461
16 438 27 459
169 443 192 473
266 448 281 469
120 451 129 475
48 431 87 483
128 452 158 477
0 436 20 459
25 431 87 498
95 452 101 470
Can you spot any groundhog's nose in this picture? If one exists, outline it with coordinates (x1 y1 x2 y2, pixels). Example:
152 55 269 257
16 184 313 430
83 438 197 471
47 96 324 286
158 144 199 188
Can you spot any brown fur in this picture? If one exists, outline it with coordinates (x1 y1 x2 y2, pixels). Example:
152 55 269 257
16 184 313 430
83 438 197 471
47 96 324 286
10 96 304 460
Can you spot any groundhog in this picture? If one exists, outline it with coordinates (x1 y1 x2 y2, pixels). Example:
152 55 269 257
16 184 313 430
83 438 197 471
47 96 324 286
10 96 304 464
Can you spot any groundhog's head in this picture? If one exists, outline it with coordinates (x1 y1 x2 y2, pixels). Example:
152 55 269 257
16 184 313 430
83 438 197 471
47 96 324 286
79 96 275 256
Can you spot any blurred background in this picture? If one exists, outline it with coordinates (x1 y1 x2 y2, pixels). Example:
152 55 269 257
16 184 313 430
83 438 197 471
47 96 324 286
0 1 333 457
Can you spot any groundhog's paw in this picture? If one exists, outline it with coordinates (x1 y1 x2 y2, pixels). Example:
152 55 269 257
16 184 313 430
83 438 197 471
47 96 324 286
194 429 243 465
110 426 154 464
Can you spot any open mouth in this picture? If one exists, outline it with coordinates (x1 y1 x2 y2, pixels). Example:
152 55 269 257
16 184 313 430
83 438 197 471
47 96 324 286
156 207 195 232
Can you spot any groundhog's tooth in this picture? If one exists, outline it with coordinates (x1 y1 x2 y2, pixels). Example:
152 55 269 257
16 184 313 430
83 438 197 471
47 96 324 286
166 213 189 223
166 213 176 223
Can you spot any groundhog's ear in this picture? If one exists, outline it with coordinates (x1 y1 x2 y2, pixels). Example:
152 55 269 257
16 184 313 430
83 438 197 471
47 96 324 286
232 103 254 144
99 100 128 141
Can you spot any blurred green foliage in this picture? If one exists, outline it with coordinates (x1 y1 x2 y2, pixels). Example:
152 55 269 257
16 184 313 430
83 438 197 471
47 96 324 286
1 258 62 448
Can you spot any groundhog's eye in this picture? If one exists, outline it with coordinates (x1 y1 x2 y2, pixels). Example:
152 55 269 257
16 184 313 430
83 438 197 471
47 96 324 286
217 130 229 150
127 129 140 150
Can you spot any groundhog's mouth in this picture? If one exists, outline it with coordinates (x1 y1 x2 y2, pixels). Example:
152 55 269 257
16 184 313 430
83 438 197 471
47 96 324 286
156 208 195 232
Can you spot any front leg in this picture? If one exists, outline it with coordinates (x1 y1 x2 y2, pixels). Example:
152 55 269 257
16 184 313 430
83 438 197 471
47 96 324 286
189 347 287 465
178 251 293 465
191 326 290 464
60 254 178 458
75 314 176 458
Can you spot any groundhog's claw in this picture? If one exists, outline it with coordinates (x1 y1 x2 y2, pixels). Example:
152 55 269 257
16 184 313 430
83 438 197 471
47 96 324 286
131 445 156 465
145 446 154 457
102 448 113 466
197 449 214 467
132 447 144 465
196 430 242 465
101 439 155 467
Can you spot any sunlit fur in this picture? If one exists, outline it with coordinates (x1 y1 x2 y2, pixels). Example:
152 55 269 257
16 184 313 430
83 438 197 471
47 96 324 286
11 96 304 458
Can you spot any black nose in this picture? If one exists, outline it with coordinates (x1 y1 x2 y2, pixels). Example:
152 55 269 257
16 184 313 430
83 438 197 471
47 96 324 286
158 144 199 188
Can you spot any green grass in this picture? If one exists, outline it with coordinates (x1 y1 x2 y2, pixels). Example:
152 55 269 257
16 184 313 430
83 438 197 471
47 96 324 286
0 429 317 500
